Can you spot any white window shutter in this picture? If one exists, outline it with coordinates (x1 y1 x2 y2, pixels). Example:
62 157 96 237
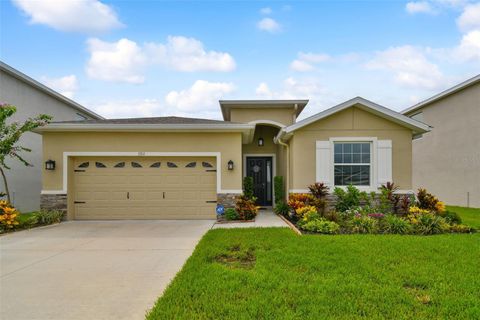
316 141 331 186
377 140 392 187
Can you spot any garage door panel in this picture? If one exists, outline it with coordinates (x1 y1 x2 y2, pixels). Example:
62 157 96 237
73 157 217 220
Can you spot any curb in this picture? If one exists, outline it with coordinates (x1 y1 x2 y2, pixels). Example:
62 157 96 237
277 214 302 235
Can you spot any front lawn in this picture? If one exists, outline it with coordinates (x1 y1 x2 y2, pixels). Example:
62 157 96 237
448 206 480 229
147 228 480 319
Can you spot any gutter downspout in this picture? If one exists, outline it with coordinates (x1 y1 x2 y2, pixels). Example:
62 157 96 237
274 129 290 202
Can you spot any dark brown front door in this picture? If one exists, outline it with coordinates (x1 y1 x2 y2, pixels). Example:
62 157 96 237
246 157 273 206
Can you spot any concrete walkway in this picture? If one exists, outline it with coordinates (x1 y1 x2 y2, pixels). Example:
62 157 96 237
0 220 213 320
213 210 288 229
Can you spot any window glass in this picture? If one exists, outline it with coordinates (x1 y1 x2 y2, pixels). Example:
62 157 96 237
114 162 125 168
131 162 142 168
150 162 161 168
167 162 178 168
333 142 371 186
95 162 106 168
78 162 89 168
185 162 196 168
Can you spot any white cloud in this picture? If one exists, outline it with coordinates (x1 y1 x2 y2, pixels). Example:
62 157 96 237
145 36 236 72
457 3 480 32
92 99 163 119
12 0 122 33
290 52 330 72
255 82 272 97
256 77 324 100
366 45 445 89
454 30 480 61
406 1 436 14
260 7 272 15
290 60 315 72
41 75 78 98
257 17 281 32
165 80 235 112
86 38 147 83
86 36 236 83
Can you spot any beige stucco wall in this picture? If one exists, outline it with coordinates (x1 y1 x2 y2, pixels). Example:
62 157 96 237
42 131 243 191
406 82 480 207
230 108 295 126
289 106 413 191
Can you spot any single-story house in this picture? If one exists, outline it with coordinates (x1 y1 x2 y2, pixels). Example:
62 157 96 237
37 97 430 220
403 74 480 208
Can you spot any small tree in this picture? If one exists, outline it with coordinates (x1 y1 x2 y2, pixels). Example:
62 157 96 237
0 104 52 202
243 176 254 200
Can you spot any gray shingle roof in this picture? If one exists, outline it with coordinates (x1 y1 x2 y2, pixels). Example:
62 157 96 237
54 116 239 125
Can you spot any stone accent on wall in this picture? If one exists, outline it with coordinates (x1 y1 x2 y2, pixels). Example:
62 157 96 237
290 192 412 214
40 194 67 217
217 193 241 208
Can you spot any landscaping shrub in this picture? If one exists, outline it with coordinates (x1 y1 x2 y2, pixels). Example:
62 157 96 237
297 208 321 227
382 214 412 234
449 224 472 233
333 185 362 212
273 176 284 204
273 201 289 216
308 182 329 199
35 210 64 225
416 188 445 213
287 193 314 211
16 213 39 229
224 208 239 221
295 205 317 220
410 212 449 235
243 177 254 200
439 210 462 225
379 182 400 214
300 218 339 234
399 194 413 215
0 200 20 232
235 195 258 220
349 214 379 234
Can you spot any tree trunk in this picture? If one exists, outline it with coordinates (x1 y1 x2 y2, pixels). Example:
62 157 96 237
0 167 11 203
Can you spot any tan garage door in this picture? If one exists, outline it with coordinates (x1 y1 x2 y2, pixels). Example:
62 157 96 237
73 157 217 220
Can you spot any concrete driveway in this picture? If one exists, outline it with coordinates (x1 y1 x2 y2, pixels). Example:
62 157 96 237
0 220 214 320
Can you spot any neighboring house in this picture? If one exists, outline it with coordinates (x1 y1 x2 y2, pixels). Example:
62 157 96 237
403 75 480 208
37 97 429 220
0 62 103 212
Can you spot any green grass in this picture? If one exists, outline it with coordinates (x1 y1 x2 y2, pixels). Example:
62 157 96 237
447 206 480 229
147 227 480 319
16 212 37 224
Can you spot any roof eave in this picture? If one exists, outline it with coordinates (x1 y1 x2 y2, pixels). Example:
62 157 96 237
219 99 309 121
402 74 480 115
284 97 431 136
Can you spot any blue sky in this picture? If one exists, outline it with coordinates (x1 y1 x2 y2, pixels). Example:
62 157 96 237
1 0 479 119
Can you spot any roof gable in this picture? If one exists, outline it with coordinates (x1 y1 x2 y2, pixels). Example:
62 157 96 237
280 97 430 139
0 61 104 119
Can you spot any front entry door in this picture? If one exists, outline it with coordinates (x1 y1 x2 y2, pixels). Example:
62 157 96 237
246 157 273 206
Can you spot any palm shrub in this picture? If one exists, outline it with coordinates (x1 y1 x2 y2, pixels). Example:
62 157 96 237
243 177 254 200
273 176 284 205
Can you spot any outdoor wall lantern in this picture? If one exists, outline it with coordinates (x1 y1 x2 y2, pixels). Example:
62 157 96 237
227 160 234 171
258 137 264 147
45 159 56 171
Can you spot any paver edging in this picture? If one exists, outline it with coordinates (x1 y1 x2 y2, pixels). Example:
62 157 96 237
277 214 302 235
